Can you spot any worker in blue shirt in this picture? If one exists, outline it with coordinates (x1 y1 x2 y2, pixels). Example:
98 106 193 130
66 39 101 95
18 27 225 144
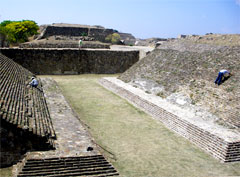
214 69 232 85
29 77 39 88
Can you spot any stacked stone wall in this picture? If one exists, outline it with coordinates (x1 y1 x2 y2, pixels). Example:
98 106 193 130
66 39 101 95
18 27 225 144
0 48 139 75
89 28 115 42
0 34 8 47
0 34 3 47
42 26 89 39
99 78 240 162
40 26 115 43
19 41 110 49
37 25 136 44
119 32 136 45
1 121 54 167
0 53 56 167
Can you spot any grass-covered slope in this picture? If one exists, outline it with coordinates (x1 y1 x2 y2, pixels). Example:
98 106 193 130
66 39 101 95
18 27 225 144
118 44 240 128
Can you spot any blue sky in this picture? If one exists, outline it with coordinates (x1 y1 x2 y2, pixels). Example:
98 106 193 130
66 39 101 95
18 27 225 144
0 0 239 38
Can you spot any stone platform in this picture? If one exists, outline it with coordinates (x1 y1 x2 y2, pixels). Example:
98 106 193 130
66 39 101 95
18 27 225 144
99 77 240 163
26 77 100 159
13 78 118 176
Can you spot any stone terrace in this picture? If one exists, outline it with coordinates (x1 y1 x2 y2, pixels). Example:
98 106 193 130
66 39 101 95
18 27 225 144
0 53 118 176
99 77 240 162
20 40 111 49
0 53 56 141
0 53 56 167
13 77 119 176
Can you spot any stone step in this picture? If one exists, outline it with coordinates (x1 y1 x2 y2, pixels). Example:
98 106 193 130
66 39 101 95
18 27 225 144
18 168 118 177
24 158 108 168
18 156 119 177
22 161 110 171
26 155 104 163
21 164 113 174
25 160 107 168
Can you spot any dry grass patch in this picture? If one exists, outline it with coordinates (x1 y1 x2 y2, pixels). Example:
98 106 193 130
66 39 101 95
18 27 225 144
0 167 12 177
42 75 240 177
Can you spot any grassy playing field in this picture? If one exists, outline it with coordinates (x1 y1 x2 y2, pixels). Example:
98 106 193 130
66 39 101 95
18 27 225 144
0 167 12 177
42 74 240 177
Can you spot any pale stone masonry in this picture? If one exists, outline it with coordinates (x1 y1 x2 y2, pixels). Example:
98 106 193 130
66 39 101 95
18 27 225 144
99 77 240 162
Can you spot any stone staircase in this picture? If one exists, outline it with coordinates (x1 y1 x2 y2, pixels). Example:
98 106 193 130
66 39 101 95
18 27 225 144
17 155 119 177
0 53 56 143
1 53 119 175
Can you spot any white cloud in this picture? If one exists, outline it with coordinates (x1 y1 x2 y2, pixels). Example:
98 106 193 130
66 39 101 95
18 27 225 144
236 0 240 6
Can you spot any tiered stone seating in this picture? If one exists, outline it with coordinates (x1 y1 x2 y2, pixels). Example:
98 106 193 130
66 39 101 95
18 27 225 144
1 53 119 175
17 155 119 177
0 53 56 144
99 78 240 163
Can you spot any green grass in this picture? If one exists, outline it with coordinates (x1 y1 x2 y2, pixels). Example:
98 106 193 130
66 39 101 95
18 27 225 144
0 167 12 177
41 74 240 177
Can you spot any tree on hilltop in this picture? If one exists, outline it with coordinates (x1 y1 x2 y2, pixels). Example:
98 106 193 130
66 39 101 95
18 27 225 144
0 20 39 44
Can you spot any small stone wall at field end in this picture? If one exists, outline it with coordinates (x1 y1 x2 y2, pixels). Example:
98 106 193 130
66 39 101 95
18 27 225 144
0 48 139 75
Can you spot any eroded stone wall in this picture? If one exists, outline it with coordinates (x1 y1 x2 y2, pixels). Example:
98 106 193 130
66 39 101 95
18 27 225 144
89 28 115 42
0 34 8 47
19 41 110 49
0 48 139 75
41 26 89 38
0 121 53 167
39 26 115 43
99 78 240 162
37 25 136 44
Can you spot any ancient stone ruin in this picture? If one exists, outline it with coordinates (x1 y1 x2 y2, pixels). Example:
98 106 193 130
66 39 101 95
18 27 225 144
0 53 119 176
1 22 240 176
0 48 139 75
0 53 56 167
99 77 240 162
38 23 136 45
101 37 240 162
20 23 136 49
0 33 8 47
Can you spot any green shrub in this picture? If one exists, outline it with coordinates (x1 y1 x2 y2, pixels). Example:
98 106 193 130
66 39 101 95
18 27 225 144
0 20 12 27
105 34 112 42
81 32 87 36
105 33 121 44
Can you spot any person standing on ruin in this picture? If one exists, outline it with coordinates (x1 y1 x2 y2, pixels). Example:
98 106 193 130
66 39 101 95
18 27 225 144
79 39 83 49
214 69 232 85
